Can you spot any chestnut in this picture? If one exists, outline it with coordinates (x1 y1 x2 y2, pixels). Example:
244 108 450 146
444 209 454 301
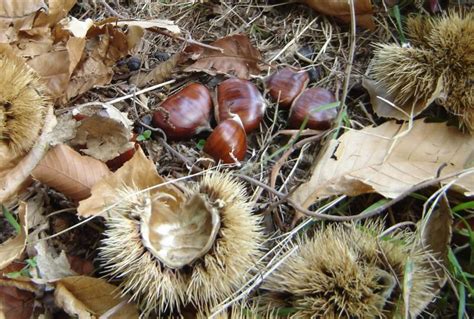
215 78 266 133
203 115 247 164
266 67 309 109
288 87 338 130
152 83 212 140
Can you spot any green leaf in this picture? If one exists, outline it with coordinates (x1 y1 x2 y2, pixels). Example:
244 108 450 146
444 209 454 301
2 205 21 234
196 139 206 150
452 201 474 213
136 130 152 142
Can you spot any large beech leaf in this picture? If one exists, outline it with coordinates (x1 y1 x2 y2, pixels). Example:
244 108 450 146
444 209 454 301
32 144 111 201
299 0 375 29
0 203 27 270
54 276 139 318
292 120 474 213
183 34 262 79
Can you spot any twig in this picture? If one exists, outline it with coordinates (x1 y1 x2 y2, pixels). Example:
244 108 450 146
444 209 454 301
333 0 357 136
151 28 224 53
100 0 127 19
235 169 474 222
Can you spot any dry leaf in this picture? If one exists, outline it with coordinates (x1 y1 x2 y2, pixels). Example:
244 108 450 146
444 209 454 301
115 19 180 34
71 105 134 162
292 120 474 214
54 276 139 319
183 34 262 79
298 0 375 29
419 196 452 294
0 104 56 203
33 241 76 283
0 285 34 319
32 144 111 201
141 193 221 268
77 147 182 217
0 203 27 270
362 77 444 121
0 0 47 42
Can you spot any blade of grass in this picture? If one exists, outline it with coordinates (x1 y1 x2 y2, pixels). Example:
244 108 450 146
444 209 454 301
1 205 20 234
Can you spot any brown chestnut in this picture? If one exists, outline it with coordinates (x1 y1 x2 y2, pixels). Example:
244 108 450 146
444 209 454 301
203 115 247 164
288 87 338 130
152 83 212 140
215 78 266 133
266 67 309 109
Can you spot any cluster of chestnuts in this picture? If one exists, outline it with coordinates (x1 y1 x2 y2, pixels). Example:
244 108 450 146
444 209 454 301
152 67 338 164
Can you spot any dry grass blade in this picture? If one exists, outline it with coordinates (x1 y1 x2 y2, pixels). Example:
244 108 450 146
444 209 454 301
32 144 111 201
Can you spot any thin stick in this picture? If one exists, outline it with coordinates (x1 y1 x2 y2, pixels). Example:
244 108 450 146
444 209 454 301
235 169 474 222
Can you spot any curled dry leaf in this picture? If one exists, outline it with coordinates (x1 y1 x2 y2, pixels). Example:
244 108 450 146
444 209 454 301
54 276 139 319
77 147 182 217
0 105 57 203
183 34 262 79
298 0 375 29
31 144 111 201
71 104 134 162
0 203 27 270
33 241 76 283
292 120 474 219
362 77 444 121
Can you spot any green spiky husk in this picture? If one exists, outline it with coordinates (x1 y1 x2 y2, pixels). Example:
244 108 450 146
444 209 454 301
258 222 437 319
371 11 474 133
0 47 48 154
99 172 264 317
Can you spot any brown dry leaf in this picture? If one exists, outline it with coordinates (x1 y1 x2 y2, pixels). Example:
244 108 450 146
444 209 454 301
0 105 57 203
0 203 27 270
183 34 262 79
362 77 444 121
418 195 452 295
0 0 47 42
115 19 180 34
292 120 474 214
71 105 134 162
0 285 34 319
54 276 139 319
77 147 182 217
31 144 111 201
298 0 375 29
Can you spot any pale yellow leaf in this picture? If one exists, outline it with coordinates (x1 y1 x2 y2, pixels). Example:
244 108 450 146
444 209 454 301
77 147 182 217
292 120 474 211
54 276 139 319
31 144 111 201
0 202 27 270
115 19 180 34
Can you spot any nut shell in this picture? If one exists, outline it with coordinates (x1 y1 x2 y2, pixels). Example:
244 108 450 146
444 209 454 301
266 67 309 109
204 116 247 164
152 83 212 140
216 78 266 133
288 87 338 130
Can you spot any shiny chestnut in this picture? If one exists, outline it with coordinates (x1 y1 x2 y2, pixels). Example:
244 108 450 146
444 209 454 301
203 115 247 164
215 78 266 133
288 87 338 130
152 83 212 140
266 67 309 109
